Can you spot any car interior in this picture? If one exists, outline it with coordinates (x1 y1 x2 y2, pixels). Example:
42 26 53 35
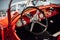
0 0 60 40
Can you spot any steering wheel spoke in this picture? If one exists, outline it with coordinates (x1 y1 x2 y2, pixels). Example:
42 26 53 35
36 21 47 28
30 22 35 32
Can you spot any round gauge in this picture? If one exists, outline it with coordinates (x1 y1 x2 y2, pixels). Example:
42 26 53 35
16 19 22 27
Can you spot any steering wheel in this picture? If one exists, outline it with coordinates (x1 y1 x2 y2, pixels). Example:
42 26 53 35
20 6 48 35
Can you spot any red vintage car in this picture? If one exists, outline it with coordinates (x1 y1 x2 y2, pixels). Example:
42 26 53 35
0 1 60 40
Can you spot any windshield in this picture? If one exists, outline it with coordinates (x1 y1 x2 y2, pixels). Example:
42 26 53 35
0 0 60 10
50 0 60 4
0 0 60 17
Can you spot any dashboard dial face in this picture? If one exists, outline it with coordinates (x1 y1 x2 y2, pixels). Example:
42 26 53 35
16 19 22 27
